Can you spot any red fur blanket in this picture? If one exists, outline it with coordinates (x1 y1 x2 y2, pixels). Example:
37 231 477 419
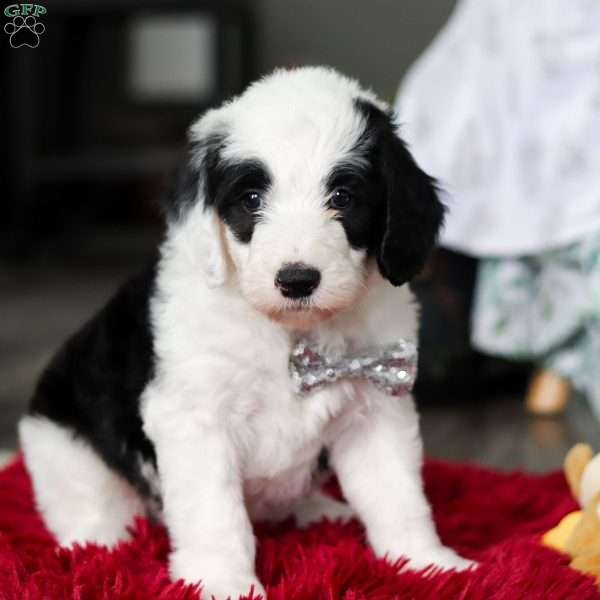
0 456 596 599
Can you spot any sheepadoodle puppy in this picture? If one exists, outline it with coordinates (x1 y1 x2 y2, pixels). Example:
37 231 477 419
20 67 473 599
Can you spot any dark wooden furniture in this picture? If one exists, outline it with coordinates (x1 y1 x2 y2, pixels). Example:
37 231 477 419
1 0 253 256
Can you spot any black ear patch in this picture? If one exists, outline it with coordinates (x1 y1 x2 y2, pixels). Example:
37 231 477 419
160 134 224 222
355 99 445 286
161 157 201 222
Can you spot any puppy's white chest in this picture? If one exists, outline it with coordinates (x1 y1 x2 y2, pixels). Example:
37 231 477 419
242 382 355 472
240 381 358 517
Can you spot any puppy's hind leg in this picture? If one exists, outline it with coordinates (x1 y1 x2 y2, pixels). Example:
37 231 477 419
19 416 145 547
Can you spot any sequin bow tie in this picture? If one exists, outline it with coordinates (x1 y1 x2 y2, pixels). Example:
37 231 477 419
290 338 418 396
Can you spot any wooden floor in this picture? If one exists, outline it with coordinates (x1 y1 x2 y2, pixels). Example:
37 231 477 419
421 393 600 473
2 232 600 473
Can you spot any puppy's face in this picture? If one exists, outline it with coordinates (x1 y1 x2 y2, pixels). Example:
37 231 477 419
165 68 444 330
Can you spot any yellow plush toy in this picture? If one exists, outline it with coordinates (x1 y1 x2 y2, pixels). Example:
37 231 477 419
543 444 600 582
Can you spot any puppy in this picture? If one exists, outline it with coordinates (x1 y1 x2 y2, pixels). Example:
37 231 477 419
20 67 473 599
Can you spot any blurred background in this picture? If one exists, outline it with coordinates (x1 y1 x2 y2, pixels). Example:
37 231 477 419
1 0 598 470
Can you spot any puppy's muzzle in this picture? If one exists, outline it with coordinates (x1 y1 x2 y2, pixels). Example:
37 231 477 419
275 263 321 299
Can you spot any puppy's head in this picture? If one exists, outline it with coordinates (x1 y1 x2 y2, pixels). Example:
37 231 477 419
164 67 444 330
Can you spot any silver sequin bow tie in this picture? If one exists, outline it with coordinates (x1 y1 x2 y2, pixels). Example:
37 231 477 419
290 339 418 396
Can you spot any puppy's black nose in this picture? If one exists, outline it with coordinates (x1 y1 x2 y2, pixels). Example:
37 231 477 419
275 263 321 299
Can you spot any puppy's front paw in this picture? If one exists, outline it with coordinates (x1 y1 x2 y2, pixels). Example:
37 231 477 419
170 551 265 599
405 545 476 572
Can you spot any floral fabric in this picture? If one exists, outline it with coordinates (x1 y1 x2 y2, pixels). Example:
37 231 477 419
472 231 600 416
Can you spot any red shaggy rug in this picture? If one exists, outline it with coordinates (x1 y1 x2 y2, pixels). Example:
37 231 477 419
0 456 597 600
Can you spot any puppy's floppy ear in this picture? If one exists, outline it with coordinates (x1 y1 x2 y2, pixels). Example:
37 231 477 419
161 157 201 223
161 130 230 287
357 99 445 286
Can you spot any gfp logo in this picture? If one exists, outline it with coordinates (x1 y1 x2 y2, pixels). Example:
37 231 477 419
4 4 46 48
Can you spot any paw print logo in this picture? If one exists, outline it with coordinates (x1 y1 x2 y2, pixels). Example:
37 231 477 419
4 14 45 48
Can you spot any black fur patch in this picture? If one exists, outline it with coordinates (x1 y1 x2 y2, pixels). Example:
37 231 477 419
353 99 445 286
204 152 272 244
162 136 272 244
29 260 159 499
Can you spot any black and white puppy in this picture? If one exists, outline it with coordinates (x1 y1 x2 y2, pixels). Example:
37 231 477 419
20 67 473 599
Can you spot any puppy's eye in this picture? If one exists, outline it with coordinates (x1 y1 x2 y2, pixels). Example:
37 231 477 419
241 190 263 213
329 188 352 210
